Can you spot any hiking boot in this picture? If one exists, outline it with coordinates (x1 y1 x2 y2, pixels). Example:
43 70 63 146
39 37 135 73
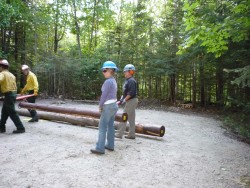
125 136 135 139
28 118 35 122
105 146 114 151
115 134 122 139
13 128 25 134
28 116 39 122
90 149 104 155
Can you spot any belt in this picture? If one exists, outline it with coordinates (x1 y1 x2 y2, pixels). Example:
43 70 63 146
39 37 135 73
4 91 16 95
128 97 137 100
104 99 117 104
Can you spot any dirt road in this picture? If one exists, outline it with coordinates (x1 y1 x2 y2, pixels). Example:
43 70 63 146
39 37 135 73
0 100 249 188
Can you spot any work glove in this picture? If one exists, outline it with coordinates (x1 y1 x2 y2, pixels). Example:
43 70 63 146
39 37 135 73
34 91 38 96
117 99 126 105
117 95 125 105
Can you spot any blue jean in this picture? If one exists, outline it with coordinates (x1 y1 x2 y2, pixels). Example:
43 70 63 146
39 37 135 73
95 102 118 153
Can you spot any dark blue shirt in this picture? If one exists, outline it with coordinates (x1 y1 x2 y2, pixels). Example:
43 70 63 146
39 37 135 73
122 77 137 100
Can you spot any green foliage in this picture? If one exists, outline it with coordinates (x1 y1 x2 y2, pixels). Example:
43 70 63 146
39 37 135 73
224 66 250 88
0 0 22 27
224 113 250 139
243 102 250 114
0 0 249 116
179 0 250 58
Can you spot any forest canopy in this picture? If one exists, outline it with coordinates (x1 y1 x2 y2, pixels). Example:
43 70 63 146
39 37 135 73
0 0 249 109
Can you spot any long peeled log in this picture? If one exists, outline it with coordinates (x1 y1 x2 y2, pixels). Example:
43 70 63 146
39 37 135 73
16 94 34 101
17 110 100 127
18 102 127 122
17 110 165 137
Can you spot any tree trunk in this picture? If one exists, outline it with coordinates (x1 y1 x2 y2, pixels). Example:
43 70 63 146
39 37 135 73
72 0 82 57
14 25 19 62
159 76 162 100
183 73 187 101
169 74 175 103
200 59 205 107
216 61 224 108
1 27 4 52
54 12 59 54
7 26 11 55
192 61 196 108
20 24 26 64
53 0 65 54
89 0 98 52
148 76 152 98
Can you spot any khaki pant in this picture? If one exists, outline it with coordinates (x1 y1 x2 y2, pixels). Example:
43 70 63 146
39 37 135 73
117 98 138 137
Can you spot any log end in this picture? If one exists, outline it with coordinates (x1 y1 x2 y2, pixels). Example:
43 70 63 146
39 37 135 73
122 113 128 122
159 126 165 137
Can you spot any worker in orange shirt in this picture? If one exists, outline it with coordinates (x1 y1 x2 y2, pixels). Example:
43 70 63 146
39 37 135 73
21 65 39 122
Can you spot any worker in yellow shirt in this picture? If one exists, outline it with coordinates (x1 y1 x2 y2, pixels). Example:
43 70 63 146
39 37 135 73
0 59 25 133
21 65 39 122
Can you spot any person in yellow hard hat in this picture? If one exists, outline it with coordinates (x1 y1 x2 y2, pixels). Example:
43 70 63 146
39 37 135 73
21 64 39 122
0 59 25 133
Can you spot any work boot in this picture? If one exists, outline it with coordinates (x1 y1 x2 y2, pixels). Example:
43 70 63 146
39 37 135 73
125 135 135 139
13 128 25 134
105 146 114 151
115 134 122 139
28 116 39 122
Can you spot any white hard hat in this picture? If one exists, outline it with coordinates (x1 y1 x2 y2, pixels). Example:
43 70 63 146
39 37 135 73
0 59 9 67
123 64 135 72
22 64 29 71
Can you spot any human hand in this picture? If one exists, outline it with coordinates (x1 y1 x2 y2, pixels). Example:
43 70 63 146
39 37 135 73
117 99 125 105
99 107 103 113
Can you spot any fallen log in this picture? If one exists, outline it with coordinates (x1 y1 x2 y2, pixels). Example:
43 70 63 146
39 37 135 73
17 110 99 127
18 101 127 122
17 110 165 137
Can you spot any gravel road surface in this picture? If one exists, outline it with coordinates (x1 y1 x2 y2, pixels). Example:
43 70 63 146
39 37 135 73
0 100 249 188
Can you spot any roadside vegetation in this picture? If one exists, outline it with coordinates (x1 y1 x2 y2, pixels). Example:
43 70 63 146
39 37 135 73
0 0 249 141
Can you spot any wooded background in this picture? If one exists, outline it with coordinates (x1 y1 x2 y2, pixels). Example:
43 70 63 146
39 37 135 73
0 0 249 110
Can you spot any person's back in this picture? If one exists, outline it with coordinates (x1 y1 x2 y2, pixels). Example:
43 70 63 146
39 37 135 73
0 59 25 134
24 71 39 92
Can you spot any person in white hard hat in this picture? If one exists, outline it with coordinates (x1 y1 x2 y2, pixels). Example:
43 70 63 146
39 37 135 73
21 64 39 122
116 64 138 139
0 59 25 133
